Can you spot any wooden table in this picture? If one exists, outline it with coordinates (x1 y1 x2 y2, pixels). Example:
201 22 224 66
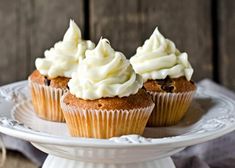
2 150 37 168
0 0 235 92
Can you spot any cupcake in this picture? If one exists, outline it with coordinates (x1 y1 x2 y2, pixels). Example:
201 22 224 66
130 27 196 127
61 38 154 138
28 20 95 122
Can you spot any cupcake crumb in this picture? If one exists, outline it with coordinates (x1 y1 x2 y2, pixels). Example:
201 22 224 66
144 76 196 93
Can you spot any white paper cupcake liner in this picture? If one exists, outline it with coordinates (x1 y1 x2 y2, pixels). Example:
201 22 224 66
60 93 155 139
29 80 67 122
147 90 196 127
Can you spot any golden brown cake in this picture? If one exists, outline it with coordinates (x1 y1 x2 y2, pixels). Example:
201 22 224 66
28 20 95 122
63 89 152 110
29 70 69 89
130 27 196 127
144 77 196 93
28 70 69 122
144 77 196 126
61 89 154 138
61 39 154 139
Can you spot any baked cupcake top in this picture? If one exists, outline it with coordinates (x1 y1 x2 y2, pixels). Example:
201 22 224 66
63 89 152 110
68 38 143 100
35 20 95 78
29 70 69 89
144 76 196 93
130 27 193 82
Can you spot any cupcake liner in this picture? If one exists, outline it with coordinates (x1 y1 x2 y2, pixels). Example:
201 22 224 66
29 80 67 122
60 94 155 139
147 90 196 127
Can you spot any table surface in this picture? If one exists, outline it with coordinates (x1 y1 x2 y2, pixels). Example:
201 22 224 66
2 150 36 168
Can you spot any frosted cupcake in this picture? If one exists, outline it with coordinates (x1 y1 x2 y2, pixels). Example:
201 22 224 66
28 20 95 122
61 38 154 138
130 27 196 126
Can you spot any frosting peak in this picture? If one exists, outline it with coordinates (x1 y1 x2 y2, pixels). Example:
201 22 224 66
130 27 193 81
68 38 143 100
35 20 95 78
63 20 81 44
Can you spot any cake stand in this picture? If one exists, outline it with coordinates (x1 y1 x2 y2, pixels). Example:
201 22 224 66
0 81 235 168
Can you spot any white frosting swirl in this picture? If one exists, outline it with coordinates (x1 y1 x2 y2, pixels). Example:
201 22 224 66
35 20 95 78
130 27 193 81
68 38 143 100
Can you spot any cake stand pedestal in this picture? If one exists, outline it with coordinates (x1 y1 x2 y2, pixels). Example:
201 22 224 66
0 81 235 168
32 141 184 168
43 155 175 168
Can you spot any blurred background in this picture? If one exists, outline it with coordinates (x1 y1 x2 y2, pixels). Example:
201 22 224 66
0 0 234 91
0 0 235 167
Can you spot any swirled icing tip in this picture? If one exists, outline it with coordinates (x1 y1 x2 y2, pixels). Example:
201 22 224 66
90 38 114 58
63 19 82 42
69 19 76 26
35 19 95 78
153 27 159 34
130 26 194 81
97 37 110 46
152 26 165 40
69 37 143 100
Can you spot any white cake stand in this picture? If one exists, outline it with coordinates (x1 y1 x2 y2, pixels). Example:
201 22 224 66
0 81 235 168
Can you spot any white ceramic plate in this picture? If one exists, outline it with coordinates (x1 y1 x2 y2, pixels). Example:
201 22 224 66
0 81 235 149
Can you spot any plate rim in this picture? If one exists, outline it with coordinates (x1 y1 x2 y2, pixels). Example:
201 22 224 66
0 80 235 148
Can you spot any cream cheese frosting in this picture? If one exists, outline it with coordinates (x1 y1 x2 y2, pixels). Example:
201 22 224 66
35 20 95 78
130 27 193 82
68 38 143 100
